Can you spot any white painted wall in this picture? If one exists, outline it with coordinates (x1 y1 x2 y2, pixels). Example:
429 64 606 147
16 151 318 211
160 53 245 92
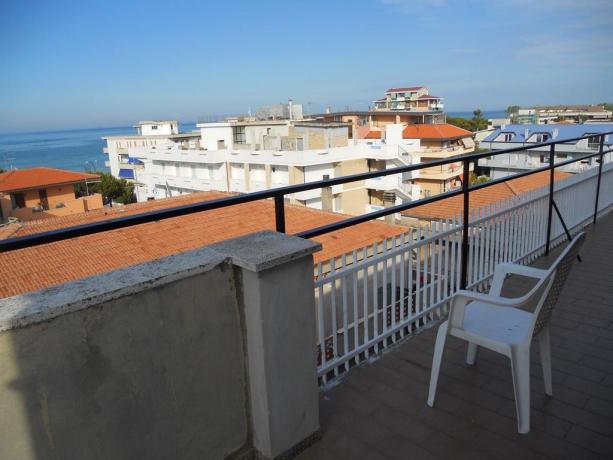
139 122 178 136
304 164 335 182
200 124 233 150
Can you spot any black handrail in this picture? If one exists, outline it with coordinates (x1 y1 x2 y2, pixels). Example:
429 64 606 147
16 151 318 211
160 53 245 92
1 131 612 287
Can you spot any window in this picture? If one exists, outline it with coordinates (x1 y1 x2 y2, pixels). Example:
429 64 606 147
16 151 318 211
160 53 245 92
232 126 246 144
532 133 550 143
11 193 26 209
151 125 158 130
540 154 549 164
586 134 600 149
556 153 568 159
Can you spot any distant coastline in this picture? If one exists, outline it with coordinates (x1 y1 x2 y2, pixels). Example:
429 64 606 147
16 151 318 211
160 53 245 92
0 112 506 173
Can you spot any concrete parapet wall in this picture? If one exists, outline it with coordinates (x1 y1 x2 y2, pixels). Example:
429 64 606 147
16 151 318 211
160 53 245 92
0 231 321 460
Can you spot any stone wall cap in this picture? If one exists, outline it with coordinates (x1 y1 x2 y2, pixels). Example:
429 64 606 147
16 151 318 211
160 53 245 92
0 248 226 332
0 231 321 331
209 231 322 272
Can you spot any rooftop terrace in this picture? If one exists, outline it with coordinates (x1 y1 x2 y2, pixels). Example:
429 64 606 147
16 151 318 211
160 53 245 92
0 131 611 459
299 211 613 460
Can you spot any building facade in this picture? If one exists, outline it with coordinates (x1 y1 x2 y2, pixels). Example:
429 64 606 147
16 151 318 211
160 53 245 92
479 124 613 179
514 105 612 124
104 118 476 217
373 86 443 112
0 168 102 222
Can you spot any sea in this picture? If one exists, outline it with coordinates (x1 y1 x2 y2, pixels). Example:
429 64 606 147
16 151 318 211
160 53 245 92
0 113 504 173
0 123 197 173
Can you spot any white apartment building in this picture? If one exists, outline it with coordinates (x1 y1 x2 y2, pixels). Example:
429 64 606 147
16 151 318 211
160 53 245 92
514 106 612 124
104 118 474 217
103 120 201 193
479 124 613 179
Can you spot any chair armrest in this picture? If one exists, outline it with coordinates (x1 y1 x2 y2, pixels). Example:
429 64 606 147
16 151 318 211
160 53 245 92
489 263 549 296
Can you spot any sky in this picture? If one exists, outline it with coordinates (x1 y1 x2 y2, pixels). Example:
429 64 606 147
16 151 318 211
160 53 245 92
0 0 612 133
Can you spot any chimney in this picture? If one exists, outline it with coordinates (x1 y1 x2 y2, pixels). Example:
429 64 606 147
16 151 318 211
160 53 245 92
288 99 293 121
382 191 396 226
321 175 333 212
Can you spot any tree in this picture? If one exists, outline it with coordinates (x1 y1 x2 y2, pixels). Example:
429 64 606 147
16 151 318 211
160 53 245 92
506 105 520 117
77 171 136 205
469 171 489 185
446 116 474 131
598 102 613 112
471 108 488 131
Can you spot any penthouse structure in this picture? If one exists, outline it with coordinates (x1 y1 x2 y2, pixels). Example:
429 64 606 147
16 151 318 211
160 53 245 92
373 86 444 112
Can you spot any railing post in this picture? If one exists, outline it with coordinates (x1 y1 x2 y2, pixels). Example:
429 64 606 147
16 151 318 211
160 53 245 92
274 195 286 233
593 134 605 224
545 143 556 255
460 159 470 289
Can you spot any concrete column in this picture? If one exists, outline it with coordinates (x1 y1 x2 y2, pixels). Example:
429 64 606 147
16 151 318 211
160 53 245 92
383 191 396 226
213 232 322 459
265 164 272 189
244 162 250 192
321 186 333 212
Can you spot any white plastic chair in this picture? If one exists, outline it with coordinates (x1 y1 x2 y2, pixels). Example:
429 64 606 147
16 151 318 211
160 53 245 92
427 232 585 434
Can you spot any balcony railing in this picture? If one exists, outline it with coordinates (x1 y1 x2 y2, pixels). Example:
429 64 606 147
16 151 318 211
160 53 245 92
2 132 611 253
314 162 612 382
1 132 612 388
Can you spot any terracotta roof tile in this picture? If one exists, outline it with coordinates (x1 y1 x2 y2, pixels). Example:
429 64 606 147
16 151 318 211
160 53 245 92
0 167 99 193
0 192 407 298
402 124 473 139
403 170 570 220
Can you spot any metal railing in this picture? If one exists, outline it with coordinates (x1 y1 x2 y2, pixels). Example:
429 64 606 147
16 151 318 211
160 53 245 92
314 161 613 382
1 131 612 294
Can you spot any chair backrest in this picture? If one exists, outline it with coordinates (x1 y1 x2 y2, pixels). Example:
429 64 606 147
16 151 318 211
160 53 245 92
532 232 586 335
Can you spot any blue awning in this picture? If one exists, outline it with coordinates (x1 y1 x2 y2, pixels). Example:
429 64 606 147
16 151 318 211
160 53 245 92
118 168 135 179
127 157 144 165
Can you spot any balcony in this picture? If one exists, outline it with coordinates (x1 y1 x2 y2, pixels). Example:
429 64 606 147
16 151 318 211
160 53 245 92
0 132 611 459
299 212 613 459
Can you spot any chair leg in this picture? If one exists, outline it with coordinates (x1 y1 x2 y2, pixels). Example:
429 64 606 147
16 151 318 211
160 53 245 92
427 321 449 407
538 325 553 396
466 342 478 365
510 348 531 434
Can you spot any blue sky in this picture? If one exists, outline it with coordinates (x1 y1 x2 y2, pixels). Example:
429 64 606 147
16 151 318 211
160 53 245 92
1 0 612 132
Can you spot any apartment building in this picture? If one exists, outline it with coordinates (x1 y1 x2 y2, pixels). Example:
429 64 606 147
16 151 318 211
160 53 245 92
103 120 201 186
108 119 424 215
373 86 444 112
479 124 613 179
515 105 612 124
103 117 476 218
311 109 445 139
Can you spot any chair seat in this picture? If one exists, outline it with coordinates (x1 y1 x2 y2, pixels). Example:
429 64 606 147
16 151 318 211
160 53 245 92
461 301 534 346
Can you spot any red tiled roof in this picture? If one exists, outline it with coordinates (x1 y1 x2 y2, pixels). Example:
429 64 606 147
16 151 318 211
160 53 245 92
403 170 570 220
386 86 425 93
364 130 382 139
0 167 99 193
402 124 473 139
0 192 407 298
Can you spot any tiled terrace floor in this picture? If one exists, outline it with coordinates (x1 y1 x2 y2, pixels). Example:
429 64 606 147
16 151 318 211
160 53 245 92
299 211 613 460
